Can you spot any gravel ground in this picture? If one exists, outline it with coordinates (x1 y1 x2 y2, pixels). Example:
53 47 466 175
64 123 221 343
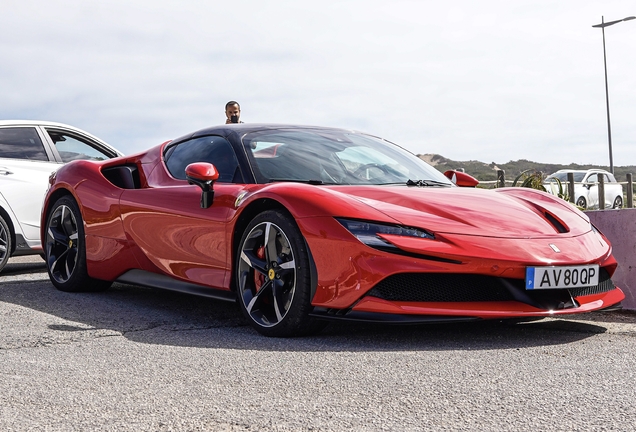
2 255 635 431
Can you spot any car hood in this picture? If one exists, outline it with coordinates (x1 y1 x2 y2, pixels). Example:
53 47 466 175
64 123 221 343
334 185 589 238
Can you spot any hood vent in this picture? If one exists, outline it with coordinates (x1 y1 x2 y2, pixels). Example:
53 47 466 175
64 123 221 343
543 211 568 233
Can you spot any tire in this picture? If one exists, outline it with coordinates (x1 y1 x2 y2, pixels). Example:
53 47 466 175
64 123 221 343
0 214 11 273
44 196 111 292
236 210 325 337
576 197 587 210
613 196 623 209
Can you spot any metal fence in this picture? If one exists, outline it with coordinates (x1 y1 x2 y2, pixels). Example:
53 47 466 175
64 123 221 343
479 170 634 209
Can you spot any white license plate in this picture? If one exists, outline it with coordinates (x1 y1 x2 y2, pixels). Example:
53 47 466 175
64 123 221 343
525 265 599 290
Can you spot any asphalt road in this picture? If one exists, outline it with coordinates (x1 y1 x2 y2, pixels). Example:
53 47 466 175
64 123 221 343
2 256 636 431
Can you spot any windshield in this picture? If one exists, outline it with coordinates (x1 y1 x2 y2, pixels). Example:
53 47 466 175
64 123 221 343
242 129 453 186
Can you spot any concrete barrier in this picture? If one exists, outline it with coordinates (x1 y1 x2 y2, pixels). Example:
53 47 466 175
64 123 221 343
585 208 636 310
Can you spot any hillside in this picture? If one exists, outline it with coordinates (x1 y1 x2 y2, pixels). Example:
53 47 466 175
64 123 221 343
419 154 636 182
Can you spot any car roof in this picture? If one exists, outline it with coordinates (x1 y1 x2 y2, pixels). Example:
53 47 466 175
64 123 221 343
193 123 357 134
167 123 368 147
0 120 124 156
0 119 85 128
552 169 610 174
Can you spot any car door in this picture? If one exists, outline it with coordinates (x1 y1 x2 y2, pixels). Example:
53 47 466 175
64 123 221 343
601 173 620 209
586 172 618 209
600 173 613 209
583 173 600 209
119 185 235 290
118 135 243 290
0 126 60 241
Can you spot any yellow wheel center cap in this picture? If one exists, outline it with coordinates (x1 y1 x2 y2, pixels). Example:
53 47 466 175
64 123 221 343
268 268 276 280
68 239 73 248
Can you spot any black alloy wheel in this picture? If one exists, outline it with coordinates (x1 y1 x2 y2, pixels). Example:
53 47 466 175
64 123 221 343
45 196 111 292
576 197 587 210
236 210 324 337
0 214 11 273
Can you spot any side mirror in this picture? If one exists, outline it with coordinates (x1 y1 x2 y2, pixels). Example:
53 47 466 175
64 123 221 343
185 162 219 208
443 170 479 187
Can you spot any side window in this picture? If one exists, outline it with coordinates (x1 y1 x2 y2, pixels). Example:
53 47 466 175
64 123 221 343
0 127 49 161
165 136 240 183
46 130 112 162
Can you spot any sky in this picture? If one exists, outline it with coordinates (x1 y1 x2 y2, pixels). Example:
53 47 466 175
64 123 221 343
1 0 635 166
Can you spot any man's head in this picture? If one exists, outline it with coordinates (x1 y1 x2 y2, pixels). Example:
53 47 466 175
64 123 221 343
225 101 241 124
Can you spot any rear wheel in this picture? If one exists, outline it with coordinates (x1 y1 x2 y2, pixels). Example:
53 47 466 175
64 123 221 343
45 196 111 292
0 214 11 273
613 196 623 209
576 196 587 209
236 210 325 337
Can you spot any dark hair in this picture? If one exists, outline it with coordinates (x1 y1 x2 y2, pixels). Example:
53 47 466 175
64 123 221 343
225 101 240 110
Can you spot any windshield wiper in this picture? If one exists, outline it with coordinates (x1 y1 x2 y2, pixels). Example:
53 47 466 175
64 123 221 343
406 179 450 187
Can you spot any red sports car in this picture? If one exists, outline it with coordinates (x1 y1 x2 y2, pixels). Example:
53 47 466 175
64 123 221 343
41 124 624 337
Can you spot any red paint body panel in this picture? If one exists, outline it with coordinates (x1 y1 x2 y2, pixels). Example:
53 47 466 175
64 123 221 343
351 290 624 317
296 215 619 309
336 185 590 237
185 162 219 181
119 185 235 289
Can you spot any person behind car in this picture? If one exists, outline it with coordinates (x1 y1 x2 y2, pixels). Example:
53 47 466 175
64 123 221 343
225 101 243 124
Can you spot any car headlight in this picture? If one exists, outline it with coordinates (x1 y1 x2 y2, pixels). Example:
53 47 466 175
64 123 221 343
336 218 434 249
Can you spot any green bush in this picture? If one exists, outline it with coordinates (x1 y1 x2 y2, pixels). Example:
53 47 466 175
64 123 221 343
511 169 575 207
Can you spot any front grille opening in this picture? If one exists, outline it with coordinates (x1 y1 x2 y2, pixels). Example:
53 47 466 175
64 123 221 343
367 273 515 302
366 268 615 308
569 268 615 296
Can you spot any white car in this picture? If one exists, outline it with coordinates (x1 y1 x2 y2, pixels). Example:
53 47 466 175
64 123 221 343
544 169 624 210
0 120 123 272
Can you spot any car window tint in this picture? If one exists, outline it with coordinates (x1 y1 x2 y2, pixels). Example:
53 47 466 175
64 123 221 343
165 136 240 182
0 127 48 161
47 130 112 162
547 173 567 182
549 172 586 182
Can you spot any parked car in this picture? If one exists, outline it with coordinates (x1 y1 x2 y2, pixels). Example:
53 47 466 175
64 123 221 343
0 120 123 272
544 169 623 210
41 124 624 337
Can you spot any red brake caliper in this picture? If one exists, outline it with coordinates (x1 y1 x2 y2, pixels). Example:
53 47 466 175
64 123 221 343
254 245 266 292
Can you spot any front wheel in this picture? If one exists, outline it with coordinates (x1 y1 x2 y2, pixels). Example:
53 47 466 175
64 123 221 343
613 196 623 209
0 214 11 273
45 195 111 292
576 196 587 210
236 210 325 337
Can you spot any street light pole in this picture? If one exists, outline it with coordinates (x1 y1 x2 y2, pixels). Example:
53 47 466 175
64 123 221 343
592 15 635 175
